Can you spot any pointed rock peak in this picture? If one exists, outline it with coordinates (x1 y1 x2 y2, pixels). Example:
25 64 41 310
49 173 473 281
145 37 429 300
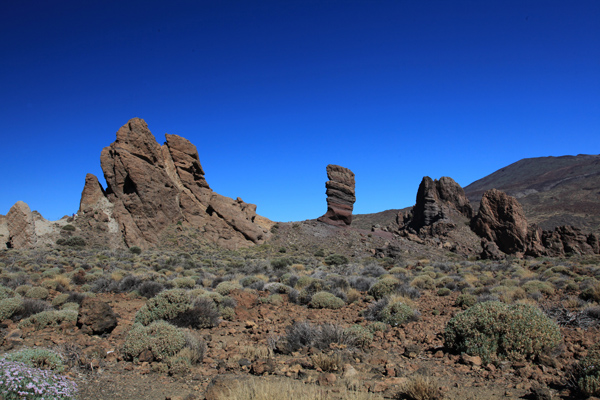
79 173 107 213
318 164 356 227
112 118 163 164
6 200 36 249
164 133 209 189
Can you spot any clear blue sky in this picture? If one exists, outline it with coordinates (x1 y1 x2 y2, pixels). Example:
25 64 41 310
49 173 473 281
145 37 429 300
1 1 598 222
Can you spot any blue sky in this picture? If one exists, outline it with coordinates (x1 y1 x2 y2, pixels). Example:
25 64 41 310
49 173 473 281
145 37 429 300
1 1 598 222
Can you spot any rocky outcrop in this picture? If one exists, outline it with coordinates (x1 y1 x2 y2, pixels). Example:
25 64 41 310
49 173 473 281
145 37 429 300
470 189 529 254
6 201 37 249
471 189 600 258
77 297 118 335
80 118 270 249
408 176 473 231
317 165 356 227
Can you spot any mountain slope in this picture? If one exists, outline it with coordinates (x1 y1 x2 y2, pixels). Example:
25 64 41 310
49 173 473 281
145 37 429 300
464 154 600 232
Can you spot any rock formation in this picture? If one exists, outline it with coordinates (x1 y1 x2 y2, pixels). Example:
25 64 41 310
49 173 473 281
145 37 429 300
79 118 270 249
470 189 529 254
6 201 37 249
317 165 356 227
408 176 473 231
471 188 600 258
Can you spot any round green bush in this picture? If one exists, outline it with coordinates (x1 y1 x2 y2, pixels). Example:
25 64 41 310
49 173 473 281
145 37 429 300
214 281 242 296
324 254 348 266
578 343 600 397
134 288 191 326
368 277 399 300
444 301 561 364
0 297 23 321
18 309 78 330
0 285 15 301
455 293 477 309
344 325 374 347
123 321 187 362
309 291 345 309
25 286 50 300
379 301 419 327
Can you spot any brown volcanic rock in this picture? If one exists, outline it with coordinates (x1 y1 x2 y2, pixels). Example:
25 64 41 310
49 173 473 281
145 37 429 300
77 297 118 335
317 164 356 227
6 201 37 249
409 176 473 231
79 173 107 212
471 189 529 254
537 225 600 257
87 117 269 249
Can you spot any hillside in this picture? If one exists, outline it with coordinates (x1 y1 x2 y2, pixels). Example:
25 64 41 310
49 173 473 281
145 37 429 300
464 154 600 233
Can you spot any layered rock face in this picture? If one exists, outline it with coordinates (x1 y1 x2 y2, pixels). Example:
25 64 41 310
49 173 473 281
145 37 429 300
408 176 473 232
317 165 356 227
80 118 269 249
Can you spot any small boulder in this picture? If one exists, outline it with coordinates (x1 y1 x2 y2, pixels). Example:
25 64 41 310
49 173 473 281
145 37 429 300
77 297 118 335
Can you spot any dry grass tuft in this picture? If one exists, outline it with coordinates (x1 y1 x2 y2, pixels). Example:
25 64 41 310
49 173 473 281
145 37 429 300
399 375 444 400
311 351 343 372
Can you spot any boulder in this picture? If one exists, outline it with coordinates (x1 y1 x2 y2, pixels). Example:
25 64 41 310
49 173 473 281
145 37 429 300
317 164 356 227
77 297 118 335
470 189 529 254
6 201 36 249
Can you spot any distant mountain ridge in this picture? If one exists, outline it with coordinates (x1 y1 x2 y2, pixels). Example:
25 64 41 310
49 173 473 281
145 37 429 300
464 154 600 233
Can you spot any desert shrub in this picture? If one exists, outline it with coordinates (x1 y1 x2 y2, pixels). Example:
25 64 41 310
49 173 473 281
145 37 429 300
220 306 236 321
311 351 343 372
522 280 555 296
411 275 435 290
25 286 50 300
64 292 86 305
368 277 399 300
138 281 164 298
57 236 86 247
171 277 196 289
117 275 141 293
285 321 349 352
129 246 142 255
170 297 220 329
309 291 345 309
1 347 65 372
580 282 600 302
401 375 444 400
436 288 451 297
578 343 600 397
0 297 23 321
444 301 561 364
455 294 477 309
123 321 186 361
271 257 292 270
260 293 283 306
367 321 388 333
348 276 376 292
0 284 15 300
11 299 52 321
378 299 420 327
61 224 76 231
344 325 374 347
240 276 264 288
0 360 78 400
361 264 387 277
324 254 348 266
18 309 78 330
214 281 242 296
134 288 191 326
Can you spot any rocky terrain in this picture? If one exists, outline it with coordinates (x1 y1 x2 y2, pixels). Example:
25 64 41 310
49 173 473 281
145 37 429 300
1 119 600 400
464 154 600 233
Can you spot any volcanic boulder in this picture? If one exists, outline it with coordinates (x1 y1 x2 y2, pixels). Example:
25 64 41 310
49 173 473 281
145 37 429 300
317 165 356 227
80 118 269 249
470 189 529 254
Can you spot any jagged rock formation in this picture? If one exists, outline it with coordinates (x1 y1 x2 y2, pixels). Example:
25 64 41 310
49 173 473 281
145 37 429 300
79 118 270 249
408 176 473 231
470 189 529 254
317 165 356 227
6 201 37 249
471 189 600 259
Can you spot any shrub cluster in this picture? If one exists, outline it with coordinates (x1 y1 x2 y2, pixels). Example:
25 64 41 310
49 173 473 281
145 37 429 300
309 291 345 309
578 343 600 397
444 301 561 364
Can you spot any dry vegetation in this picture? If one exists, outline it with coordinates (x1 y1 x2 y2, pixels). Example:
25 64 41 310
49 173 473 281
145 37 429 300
1 240 600 399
